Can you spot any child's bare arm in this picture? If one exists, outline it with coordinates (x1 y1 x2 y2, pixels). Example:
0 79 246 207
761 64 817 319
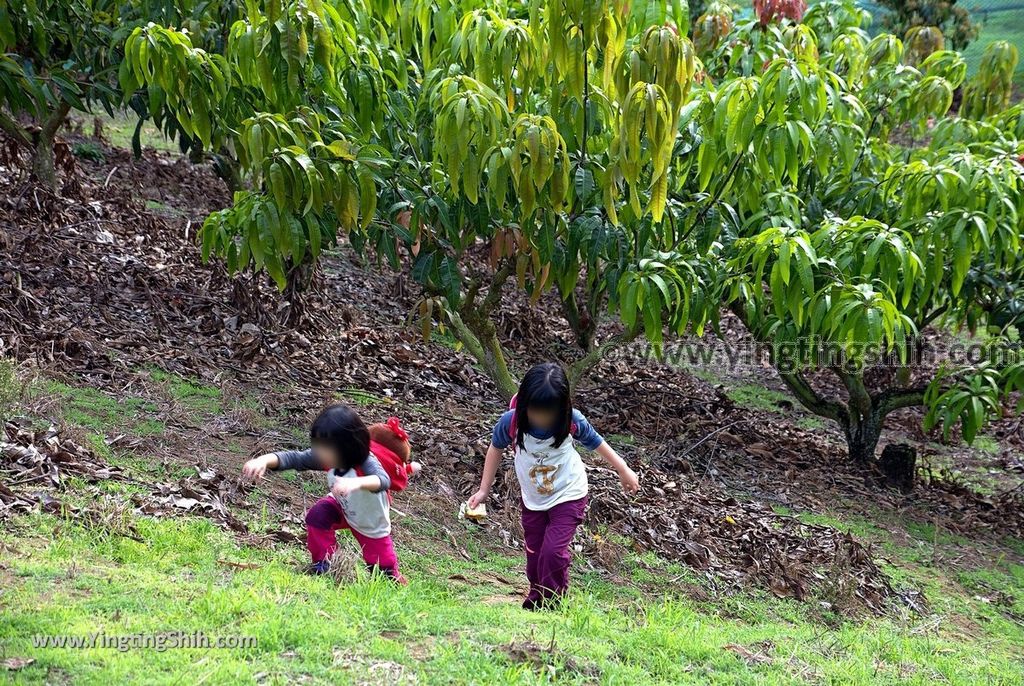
332 454 392 496
594 442 639 495
468 444 502 507
243 449 321 481
242 453 280 480
332 475 382 496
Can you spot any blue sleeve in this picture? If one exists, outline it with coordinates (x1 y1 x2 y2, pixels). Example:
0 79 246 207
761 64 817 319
571 410 604 450
491 410 515 449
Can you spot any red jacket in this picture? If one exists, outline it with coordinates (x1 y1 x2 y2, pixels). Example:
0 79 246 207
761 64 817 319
368 440 413 495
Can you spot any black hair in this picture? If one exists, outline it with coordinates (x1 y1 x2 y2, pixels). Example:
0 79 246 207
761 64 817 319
309 403 370 472
515 362 573 450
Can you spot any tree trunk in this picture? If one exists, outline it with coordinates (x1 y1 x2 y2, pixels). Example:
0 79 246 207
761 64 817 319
778 369 927 465
448 310 517 400
732 302 930 468
30 102 72 191
30 140 58 190
213 150 243 194
842 412 883 464
281 260 316 328
567 331 636 387
561 292 597 352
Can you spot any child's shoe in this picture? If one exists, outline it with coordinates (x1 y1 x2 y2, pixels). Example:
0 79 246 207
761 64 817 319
367 563 408 585
523 592 563 611
521 592 542 611
307 560 331 575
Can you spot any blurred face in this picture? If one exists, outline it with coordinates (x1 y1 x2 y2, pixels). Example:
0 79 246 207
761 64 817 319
311 443 341 471
526 406 558 432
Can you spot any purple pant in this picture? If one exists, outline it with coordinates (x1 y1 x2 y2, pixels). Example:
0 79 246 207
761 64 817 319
521 496 587 604
305 496 399 574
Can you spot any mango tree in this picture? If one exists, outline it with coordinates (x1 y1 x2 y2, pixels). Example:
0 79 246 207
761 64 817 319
125 0 716 390
961 40 1019 120
125 0 1024 462
0 0 234 189
121 1 395 320
391 2 714 396
675 8 1024 462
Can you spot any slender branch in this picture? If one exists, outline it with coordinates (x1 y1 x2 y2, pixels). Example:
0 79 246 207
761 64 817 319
918 304 948 329
479 261 515 315
0 111 32 148
671 104 777 252
679 150 743 248
446 311 487 363
852 84 898 170
580 18 589 167
838 369 873 417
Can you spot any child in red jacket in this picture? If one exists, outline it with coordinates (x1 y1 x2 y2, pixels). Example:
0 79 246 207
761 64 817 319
243 408 420 581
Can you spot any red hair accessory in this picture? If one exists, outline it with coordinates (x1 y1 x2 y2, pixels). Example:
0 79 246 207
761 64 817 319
385 417 409 442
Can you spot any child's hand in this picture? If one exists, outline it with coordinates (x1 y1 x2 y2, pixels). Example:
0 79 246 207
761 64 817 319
618 466 640 496
409 461 423 475
467 488 489 509
331 478 360 498
242 455 272 481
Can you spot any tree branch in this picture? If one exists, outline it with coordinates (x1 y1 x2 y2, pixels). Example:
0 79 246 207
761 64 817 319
39 101 71 141
568 330 638 386
874 386 928 416
0 110 32 148
838 370 873 417
478 261 515 316
918 304 948 329
446 311 487 366
778 371 848 424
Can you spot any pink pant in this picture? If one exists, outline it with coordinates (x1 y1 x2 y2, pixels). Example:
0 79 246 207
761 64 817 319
521 497 587 604
305 496 399 574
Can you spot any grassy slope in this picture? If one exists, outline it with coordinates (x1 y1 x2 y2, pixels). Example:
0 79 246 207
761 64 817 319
1 378 1022 685
2 512 1022 685
960 3 1024 86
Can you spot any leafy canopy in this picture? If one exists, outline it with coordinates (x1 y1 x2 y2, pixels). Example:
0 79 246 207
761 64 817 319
116 0 1024 449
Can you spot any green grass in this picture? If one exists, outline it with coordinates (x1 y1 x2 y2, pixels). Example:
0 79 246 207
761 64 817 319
340 388 386 407
683 364 723 386
430 327 464 351
76 111 181 153
1 508 1022 685
71 141 106 163
143 199 189 219
0 357 19 421
604 433 637 447
919 443 1008 495
961 3 1024 86
726 384 791 413
7 375 1023 683
972 435 1001 455
146 369 224 415
794 416 827 431
47 381 161 435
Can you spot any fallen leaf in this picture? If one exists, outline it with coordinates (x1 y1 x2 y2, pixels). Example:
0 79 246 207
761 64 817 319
723 643 772 665
1 658 34 671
